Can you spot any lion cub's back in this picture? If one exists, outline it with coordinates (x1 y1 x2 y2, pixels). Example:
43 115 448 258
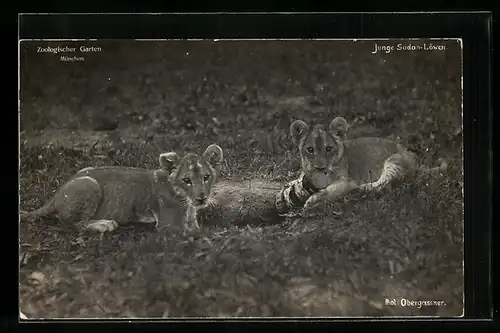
74 166 156 199
343 137 405 183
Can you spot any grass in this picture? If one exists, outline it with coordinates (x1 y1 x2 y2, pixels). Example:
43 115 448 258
19 40 463 318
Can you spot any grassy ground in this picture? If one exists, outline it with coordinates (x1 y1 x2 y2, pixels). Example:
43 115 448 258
19 40 463 318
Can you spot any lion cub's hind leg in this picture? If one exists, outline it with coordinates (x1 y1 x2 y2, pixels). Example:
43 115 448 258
53 176 116 233
358 152 414 192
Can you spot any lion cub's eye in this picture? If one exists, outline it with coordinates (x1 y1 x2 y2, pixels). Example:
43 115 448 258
325 146 334 153
182 178 192 185
306 147 314 154
203 175 210 182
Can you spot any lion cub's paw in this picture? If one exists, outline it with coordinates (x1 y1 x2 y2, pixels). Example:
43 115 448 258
358 183 381 192
357 183 370 192
304 189 328 210
85 219 119 233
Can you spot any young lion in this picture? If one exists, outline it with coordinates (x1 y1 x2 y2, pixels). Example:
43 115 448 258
275 117 448 213
20 144 224 233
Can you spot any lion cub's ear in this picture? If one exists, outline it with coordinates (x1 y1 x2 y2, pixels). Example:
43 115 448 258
159 152 180 172
329 117 349 141
290 120 310 145
203 144 224 174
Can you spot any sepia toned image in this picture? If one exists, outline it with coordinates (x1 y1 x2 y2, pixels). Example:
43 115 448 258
19 39 463 319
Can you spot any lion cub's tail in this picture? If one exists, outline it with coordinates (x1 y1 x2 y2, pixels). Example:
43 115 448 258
20 200 55 221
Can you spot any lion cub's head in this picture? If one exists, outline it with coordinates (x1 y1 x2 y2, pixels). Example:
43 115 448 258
290 117 349 189
155 144 223 208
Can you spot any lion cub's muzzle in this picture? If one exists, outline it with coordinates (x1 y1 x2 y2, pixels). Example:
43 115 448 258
194 198 208 207
193 192 209 207
314 166 328 173
308 168 336 190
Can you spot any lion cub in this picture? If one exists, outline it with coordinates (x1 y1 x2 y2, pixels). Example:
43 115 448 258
20 144 224 233
275 117 447 213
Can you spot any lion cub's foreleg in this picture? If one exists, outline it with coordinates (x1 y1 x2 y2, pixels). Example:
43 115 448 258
303 179 359 210
183 205 200 232
54 176 119 233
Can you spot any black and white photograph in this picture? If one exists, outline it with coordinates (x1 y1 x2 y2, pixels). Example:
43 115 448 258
19 39 464 318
